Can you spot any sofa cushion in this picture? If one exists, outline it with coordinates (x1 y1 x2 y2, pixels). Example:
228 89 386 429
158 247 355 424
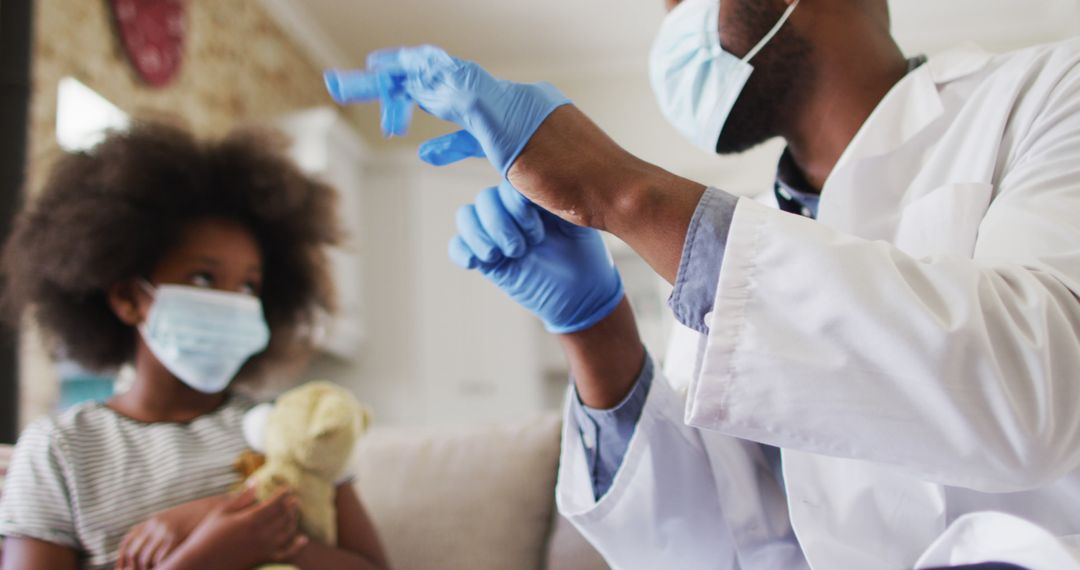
353 414 562 570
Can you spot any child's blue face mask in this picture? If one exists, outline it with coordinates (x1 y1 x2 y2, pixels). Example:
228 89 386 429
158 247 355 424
649 0 799 153
138 281 270 394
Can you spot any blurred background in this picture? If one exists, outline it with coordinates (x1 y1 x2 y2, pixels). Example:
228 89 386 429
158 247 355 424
3 0 1079 437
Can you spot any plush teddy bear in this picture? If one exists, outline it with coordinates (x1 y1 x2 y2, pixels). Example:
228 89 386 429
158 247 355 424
239 381 370 563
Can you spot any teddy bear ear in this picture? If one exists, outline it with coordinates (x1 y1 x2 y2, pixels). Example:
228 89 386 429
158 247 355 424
243 403 274 452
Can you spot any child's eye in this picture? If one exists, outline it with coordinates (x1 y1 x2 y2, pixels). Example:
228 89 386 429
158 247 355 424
240 279 263 296
190 272 214 288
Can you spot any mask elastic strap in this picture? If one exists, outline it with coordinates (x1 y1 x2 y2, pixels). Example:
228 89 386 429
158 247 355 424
137 278 157 298
742 0 800 63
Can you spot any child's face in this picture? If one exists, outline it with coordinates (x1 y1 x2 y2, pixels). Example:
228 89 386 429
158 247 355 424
112 217 264 326
149 217 264 295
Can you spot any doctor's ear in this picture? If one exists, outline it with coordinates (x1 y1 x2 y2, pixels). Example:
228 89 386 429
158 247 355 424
108 280 145 326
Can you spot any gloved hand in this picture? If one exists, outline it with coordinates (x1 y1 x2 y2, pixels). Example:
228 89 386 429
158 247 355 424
324 45 571 177
449 180 624 334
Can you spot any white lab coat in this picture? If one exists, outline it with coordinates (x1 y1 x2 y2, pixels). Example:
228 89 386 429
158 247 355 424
557 39 1080 569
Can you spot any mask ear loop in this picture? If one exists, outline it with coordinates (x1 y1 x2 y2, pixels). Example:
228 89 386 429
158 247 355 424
742 0 800 63
133 279 158 331
137 278 157 298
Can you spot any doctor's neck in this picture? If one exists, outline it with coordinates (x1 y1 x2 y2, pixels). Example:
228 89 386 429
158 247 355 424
778 3 908 192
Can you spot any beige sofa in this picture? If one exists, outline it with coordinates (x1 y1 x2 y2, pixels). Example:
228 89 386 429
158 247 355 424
353 414 609 570
0 415 609 569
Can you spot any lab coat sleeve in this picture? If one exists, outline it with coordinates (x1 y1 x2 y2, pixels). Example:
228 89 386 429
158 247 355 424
914 511 1080 569
686 62 1080 493
556 363 807 570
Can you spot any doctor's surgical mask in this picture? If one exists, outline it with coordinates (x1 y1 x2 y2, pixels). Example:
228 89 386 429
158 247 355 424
138 280 270 394
649 0 799 153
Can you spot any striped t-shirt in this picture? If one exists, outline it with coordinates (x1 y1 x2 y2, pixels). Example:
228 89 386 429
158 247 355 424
0 395 254 569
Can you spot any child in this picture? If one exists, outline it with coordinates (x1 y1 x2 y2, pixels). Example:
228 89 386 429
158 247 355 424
0 122 389 570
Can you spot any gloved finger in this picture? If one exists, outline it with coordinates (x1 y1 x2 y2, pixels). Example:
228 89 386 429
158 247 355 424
448 235 479 270
476 186 527 258
419 130 485 166
323 70 381 104
376 73 414 137
365 45 456 74
496 180 545 245
455 205 502 264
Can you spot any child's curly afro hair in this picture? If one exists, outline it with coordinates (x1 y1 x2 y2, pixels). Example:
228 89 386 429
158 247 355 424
2 121 343 375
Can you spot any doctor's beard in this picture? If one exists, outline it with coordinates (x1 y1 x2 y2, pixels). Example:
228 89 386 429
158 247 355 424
714 0 816 155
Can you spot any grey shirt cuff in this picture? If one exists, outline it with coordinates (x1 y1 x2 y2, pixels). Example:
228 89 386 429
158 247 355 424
570 352 654 500
668 187 739 334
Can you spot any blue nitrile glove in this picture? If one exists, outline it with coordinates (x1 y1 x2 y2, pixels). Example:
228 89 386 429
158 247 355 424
324 45 571 177
449 181 624 334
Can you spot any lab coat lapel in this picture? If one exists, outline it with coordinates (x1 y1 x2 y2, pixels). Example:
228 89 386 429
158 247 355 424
816 46 992 239
816 64 945 237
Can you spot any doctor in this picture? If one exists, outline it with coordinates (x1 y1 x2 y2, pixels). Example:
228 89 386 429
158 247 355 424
326 0 1080 567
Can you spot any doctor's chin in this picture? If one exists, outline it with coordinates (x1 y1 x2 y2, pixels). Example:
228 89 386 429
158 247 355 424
1 0 1079 569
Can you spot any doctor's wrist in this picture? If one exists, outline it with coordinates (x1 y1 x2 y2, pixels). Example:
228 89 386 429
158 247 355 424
507 105 642 231
559 296 646 409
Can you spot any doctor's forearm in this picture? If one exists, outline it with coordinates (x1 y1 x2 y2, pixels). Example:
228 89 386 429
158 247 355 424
508 106 705 284
603 169 708 285
560 297 646 408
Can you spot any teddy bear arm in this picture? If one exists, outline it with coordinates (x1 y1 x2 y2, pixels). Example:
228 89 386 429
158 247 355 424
296 476 337 546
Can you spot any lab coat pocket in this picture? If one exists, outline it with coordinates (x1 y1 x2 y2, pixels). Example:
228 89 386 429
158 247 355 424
894 182 993 258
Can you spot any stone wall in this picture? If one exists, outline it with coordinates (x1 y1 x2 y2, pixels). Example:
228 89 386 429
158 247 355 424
27 0 332 186
20 0 334 425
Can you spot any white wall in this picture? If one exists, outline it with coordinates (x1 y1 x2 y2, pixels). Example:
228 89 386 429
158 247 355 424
302 162 422 425
304 158 551 427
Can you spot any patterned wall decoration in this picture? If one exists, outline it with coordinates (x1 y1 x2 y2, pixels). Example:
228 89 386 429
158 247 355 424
26 0 338 190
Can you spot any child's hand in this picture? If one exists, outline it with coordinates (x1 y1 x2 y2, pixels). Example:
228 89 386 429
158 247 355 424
153 486 308 570
116 494 230 570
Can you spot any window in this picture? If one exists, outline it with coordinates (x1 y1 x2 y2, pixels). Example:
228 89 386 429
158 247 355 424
56 77 129 152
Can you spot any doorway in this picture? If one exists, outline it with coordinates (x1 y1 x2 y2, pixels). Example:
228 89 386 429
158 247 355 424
0 0 34 443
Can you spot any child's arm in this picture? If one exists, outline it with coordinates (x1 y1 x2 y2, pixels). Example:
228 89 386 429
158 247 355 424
286 483 390 570
115 493 230 569
1 536 78 569
156 487 306 570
